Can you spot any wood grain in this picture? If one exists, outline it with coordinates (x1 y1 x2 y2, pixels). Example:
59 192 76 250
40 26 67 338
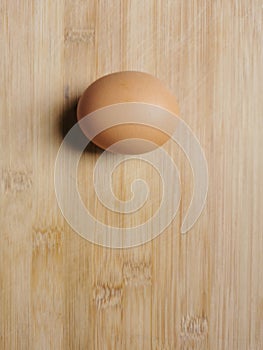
1 0 262 349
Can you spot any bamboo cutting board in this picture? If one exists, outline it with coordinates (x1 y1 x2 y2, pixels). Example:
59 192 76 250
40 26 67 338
0 1 262 349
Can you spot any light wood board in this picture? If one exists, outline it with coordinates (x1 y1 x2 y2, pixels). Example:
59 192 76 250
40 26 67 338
0 0 262 349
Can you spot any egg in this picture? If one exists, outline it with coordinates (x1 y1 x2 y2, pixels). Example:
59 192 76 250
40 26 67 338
77 71 179 154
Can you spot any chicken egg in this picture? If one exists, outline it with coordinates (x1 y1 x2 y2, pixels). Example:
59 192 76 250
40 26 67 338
77 71 179 154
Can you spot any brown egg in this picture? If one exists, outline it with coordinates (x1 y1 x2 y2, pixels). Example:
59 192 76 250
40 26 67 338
77 71 179 154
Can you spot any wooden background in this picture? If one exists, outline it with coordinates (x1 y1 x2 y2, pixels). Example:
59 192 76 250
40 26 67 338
1 0 262 349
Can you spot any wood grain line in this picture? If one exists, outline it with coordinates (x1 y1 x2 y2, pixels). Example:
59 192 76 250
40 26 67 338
93 283 123 309
122 261 152 287
1 169 32 193
64 28 95 44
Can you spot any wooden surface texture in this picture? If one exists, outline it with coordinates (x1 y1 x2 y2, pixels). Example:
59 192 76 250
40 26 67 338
0 0 262 349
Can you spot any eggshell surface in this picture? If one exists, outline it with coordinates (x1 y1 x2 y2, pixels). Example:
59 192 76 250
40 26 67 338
77 71 179 154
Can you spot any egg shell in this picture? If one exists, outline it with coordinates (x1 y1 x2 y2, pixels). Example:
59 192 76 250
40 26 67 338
77 71 180 154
